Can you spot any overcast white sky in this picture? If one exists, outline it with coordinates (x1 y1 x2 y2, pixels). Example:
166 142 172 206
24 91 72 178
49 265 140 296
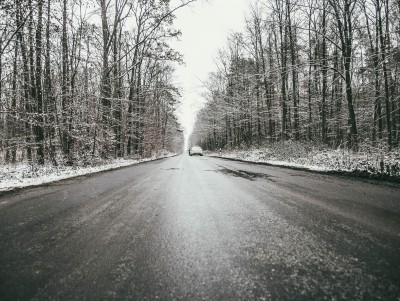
170 0 250 148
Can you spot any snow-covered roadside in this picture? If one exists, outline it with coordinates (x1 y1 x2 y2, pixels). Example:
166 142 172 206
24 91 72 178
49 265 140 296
207 143 400 181
0 153 176 192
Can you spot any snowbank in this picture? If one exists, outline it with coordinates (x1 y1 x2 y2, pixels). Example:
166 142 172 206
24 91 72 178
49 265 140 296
0 153 176 192
208 142 400 181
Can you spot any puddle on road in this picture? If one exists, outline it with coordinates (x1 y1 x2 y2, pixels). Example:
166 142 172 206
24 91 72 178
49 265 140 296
216 168 276 182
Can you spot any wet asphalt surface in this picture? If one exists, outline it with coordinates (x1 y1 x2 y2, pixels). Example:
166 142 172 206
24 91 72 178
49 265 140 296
0 155 399 300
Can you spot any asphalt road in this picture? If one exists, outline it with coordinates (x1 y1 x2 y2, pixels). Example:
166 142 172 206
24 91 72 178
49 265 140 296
0 155 399 300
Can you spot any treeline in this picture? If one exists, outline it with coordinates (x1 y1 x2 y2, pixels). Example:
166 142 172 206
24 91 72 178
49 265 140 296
192 0 400 153
0 0 191 166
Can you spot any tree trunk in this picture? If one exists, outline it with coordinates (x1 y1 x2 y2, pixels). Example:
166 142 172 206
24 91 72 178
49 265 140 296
287 1 299 141
376 0 392 149
321 0 328 143
61 0 71 160
34 0 45 164
45 0 57 165
329 0 358 150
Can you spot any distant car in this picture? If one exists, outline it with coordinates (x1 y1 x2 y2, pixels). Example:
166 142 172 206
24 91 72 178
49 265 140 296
189 146 203 156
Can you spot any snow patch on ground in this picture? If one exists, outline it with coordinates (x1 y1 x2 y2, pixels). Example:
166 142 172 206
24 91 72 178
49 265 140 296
0 153 176 192
208 143 400 179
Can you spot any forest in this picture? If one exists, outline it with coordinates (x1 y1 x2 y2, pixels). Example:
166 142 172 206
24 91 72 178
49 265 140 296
192 0 400 156
0 0 191 166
